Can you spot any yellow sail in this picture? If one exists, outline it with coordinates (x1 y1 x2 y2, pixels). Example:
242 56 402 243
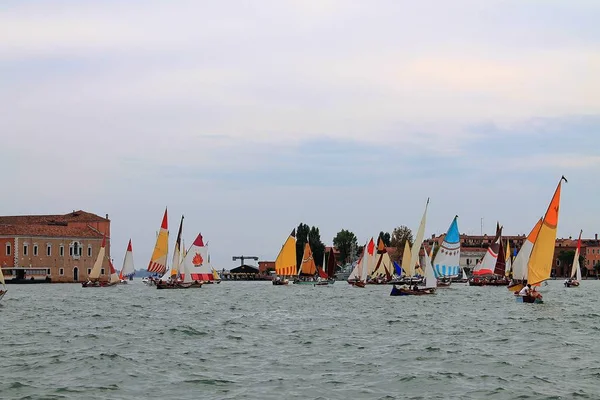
505 240 512 277
212 268 221 281
299 242 317 275
401 241 412 276
148 208 169 274
528 177 566 285
275 229 297 276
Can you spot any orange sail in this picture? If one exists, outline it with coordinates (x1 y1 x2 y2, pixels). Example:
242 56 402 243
527 177 566 285
299 242 317 276
275 229 297 276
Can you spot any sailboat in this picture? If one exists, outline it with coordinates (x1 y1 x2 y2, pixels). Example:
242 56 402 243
82 234 115 287
348 239 374 287
565 230 582 288
118 239 135 283
146 208 169 285
157 253 193 289
185 233 216 286
0 262 7 301
273 229 296 285
369 237 393 284
390 242 436 296
157 216 191 289
507 218 543 292
294 240 331 286
433 215 461 287
393 199 429 285
515 176 567 303
469 223 509 286
505 239 512 279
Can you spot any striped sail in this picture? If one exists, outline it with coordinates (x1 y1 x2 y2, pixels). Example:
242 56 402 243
511 218 543 281
571 230 582 281
407 199 429 277
185 234 214 281
299 243 317 276
275 229 297 276
433 216 461 278
119 239 135 279
473 224 501 276
528 177 566 285
147 208 169 274
89 234 106 280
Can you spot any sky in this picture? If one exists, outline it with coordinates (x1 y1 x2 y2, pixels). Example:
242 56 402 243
1 0 599 269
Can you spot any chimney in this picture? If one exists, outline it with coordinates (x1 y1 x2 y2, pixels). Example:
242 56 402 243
596 233 598 241
105 214 109 220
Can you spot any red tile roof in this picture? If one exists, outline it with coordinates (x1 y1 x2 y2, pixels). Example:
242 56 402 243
0 210 107 225
0 224 104 238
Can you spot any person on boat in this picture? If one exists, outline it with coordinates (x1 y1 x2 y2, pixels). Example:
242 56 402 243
412 284 419 291
518 284 531 296
530 286 542 299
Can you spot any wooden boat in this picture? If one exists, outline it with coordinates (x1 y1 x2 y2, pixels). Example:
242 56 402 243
293 240 333 286
514 176 567 304
156 281 192 289
393 199 429 285
119 239 135 284
469 223 508 286
433 216 462 283
82 235 119 288
507 218 543 292
367 237 394 284
391 238 437 296
347 238 374 288
565 230 582 288
273 229 297 285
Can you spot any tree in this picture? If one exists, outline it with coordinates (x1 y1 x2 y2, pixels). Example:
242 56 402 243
333 229 358 265
309 226 326 269
378 231 391 247
594 262 600 279
390 225 413 262
295 223 310 269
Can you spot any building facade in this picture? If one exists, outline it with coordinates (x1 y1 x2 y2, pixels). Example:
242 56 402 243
0 210 111 283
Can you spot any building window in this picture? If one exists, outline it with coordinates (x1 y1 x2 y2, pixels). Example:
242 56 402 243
87 245 92 257
70 242 82 257
23 243 28 256
59 268 64 276
59 245 64 257
5 242 10 256
87 268 92 275
101 268 105 275
47 244 52 256
33 244 38 256
556 259 560 266
47 269 51 275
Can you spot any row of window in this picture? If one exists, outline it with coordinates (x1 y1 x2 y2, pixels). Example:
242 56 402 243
2 268 105 276
4 242 96 258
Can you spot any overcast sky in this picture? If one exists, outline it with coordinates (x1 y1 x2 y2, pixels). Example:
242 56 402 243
2 0 599 269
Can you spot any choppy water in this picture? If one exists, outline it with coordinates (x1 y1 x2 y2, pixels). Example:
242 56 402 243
1 280 599 399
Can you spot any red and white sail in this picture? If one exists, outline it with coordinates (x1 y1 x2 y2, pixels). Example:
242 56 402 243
109 259 120 284
119 239 135 280
89 234 107 281
183 233 214 281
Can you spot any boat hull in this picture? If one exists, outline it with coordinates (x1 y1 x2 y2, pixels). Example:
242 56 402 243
564 280 580 287
468 279 509 286
515 295 543 304
81 281 116 288
352 281 366 288
0 289 6 301
156 282 192 289
390 286 435 296
272 280 289 285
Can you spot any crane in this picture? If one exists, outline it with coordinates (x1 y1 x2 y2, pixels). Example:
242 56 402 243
232 255 259 268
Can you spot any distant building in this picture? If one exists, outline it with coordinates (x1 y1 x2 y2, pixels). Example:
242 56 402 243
0 210 110 283
258 261 275 273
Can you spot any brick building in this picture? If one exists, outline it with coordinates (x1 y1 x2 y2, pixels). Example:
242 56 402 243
0 210 111 283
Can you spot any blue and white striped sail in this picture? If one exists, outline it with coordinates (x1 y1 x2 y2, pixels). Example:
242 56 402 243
433 216 461 278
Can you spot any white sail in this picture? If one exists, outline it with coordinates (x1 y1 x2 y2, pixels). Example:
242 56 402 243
512 218 543 281
109 260 120 284
89 235 106 280
424 244 437 288
571 231 582 281
461 268 467 280
0 264 5 287
182 255 193 284
408 199 429 277
120 240 135 277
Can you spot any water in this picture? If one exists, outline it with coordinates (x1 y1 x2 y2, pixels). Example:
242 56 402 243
1 280 598 399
